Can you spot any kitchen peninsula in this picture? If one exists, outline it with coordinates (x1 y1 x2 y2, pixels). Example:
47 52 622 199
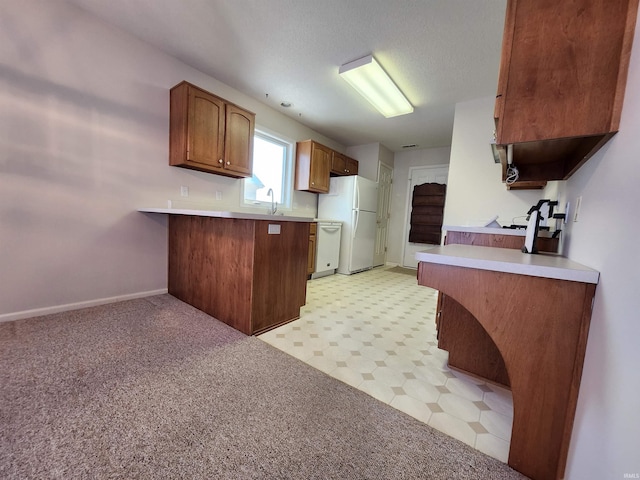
139 208 313 335
438 224 560 386
416 245 598 480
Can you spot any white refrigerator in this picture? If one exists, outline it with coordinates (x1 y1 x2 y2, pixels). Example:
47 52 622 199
317 175 378 274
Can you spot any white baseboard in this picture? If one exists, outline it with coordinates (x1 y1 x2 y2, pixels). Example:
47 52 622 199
385 261 399 267
0 289 168 323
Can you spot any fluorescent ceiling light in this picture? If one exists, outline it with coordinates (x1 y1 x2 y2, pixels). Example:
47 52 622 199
339 55 413 118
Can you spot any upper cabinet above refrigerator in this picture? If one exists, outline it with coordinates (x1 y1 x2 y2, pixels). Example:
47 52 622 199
295 140 359 194
493 0 639 188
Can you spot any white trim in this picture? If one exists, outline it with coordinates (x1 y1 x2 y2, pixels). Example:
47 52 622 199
374 161 394 266
0 289 168 323
242 125 294 211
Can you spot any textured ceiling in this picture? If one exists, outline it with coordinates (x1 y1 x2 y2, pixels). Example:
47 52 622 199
63 0 507 152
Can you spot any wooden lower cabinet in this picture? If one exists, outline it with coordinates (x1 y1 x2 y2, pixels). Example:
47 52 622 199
168 215 310 335
308 222 317 275
438 230 559 386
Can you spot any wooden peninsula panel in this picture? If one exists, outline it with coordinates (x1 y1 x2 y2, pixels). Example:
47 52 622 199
445 229 559 252
438 229 559 386
168 215 309 335
418 258 596 480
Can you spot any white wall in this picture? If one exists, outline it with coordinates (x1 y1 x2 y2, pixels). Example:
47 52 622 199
378 144 395 174
0 0 344 320
386 147 451 265
443 97 560 228
345 142 381 181
558 10 640 478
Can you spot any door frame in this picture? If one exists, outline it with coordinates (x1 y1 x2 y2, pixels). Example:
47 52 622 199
401 164 449 268
374 162 393 267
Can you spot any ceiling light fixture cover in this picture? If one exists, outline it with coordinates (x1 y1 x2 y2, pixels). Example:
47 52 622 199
339 55 413 118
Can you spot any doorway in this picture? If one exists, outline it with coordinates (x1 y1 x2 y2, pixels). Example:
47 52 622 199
402 165 449 268
373 162 393 267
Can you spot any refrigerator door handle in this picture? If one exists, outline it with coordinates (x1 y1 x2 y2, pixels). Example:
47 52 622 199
354 180 360 211
353 209 359 239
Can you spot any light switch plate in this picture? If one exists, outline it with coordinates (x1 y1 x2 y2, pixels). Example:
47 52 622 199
573 196 582 222
180 186 189 197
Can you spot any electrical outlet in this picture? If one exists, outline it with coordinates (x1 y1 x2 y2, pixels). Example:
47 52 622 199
573 196 582 222
180 186 189 197
215 191 222 201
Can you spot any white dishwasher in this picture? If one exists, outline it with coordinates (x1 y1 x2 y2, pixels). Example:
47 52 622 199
311 221 342 279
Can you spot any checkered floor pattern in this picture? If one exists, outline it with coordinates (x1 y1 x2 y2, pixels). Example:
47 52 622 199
259 266 514 463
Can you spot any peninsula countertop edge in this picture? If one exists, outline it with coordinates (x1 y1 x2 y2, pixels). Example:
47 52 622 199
138 207 315 223
415 244 599 284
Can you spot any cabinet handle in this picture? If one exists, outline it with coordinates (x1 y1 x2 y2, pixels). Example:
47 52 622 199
311 182 315 185
226 161 231 165
218 159 223 164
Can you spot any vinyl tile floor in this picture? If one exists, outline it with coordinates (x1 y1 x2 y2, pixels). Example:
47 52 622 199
259 265 514 463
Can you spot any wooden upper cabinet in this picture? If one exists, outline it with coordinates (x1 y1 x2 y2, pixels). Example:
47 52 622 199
224 104 254 177
186 87 225 168
170 81 255 178
331 151 347 175
345 156 359 176
495 0 639 183
331 151 359 176
295 140 331 193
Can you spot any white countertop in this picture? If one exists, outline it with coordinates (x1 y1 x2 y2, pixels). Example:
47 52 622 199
415 244 599 284
138 207 314 223
443 224 557 238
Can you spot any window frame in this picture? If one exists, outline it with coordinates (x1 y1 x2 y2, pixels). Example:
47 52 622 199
242 126 294 211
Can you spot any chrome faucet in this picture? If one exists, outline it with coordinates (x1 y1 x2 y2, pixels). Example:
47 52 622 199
267 188 277 215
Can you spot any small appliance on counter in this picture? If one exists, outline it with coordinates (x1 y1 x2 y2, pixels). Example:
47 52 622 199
520 199 563 254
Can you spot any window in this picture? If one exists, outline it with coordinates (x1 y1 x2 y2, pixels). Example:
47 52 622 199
243 128 293 210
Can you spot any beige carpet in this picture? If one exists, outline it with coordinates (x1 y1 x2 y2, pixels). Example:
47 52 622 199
0 295 527 479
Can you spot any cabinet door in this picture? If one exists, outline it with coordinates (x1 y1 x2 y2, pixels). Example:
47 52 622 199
187 86 225 170
493 0 638 186
309 143 331 192
295 140 331 193
331 152 347 175
496 0 637 144
345 157 358 175
307 225 317 275
224 104 254 178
